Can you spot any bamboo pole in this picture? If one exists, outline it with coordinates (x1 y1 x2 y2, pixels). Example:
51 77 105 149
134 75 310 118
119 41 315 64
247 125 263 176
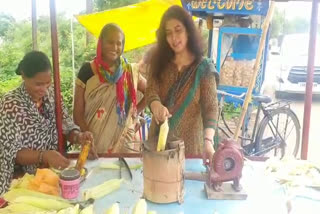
233 1 276 141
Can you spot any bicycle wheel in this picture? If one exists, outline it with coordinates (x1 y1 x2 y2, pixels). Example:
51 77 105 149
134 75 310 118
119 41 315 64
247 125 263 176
255 107 300 158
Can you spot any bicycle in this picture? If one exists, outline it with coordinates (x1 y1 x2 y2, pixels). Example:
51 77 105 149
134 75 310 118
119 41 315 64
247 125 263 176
216 90 301 159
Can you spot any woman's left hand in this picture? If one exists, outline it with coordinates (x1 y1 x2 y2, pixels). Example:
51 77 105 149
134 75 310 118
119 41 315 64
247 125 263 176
203 140 214 166
77 131 99 160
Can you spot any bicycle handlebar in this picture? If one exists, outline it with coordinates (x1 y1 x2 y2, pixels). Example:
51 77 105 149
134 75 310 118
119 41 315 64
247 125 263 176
217 90 246 100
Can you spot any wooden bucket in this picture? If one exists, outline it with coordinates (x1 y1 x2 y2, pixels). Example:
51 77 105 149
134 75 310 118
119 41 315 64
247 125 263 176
143 138 185 204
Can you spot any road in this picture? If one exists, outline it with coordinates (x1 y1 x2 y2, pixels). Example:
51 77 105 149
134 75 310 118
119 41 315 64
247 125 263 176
263 55 320 162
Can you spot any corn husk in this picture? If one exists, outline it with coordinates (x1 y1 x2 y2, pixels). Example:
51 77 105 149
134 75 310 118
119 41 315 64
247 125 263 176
80 204 94 214
57 204 80 214
99 163 142 170
12 196 72 211
132 199 147 214
3 188 68 203
0 203 45 214
82 179 123 200
10 173 34 189
105 203 120 214
265 157 320 187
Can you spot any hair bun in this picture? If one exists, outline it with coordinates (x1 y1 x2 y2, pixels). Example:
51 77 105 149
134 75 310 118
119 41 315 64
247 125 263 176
15 60 24 75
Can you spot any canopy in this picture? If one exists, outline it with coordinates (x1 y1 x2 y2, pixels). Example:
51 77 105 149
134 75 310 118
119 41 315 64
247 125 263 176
76 0 181 52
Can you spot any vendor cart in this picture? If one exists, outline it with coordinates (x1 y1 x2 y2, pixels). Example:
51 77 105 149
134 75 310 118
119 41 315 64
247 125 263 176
182 0 270 104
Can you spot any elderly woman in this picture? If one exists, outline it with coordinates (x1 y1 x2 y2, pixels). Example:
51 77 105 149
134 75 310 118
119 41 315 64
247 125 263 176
73 23 146 153
0 51 94 194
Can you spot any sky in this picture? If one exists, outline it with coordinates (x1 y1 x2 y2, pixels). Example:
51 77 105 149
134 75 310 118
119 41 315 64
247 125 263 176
0 0 319 21
0 0 86 20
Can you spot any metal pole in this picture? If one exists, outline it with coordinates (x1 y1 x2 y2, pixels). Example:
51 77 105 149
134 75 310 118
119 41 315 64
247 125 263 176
301 0 318 160
49 0 64 154
86 0 93 46
207 29 213 58
31 0 38 50
70 17 76 106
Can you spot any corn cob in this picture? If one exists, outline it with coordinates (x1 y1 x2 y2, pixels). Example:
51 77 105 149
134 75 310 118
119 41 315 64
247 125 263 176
82 179 123 200
57 204 80 214
0 203 45 213
157 120 169 152
3 188 68 203
105 203 120 214
99 163 142 170
76 140 91 172
80 204 94 214
132 199 147 214
13 196 72 211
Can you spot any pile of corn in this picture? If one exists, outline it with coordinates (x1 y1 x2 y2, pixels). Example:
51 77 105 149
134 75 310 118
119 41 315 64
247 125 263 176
265 157 320 187
106 199 157 214
1 176 124 214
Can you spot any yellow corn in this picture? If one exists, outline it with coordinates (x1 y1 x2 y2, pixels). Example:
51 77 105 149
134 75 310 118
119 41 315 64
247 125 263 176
99 163 142 170
57 204 80 214
80 204 94 214
132 199 147 214
13 196 72 211
0 203 45 213
83 179 123 200
105 203 120 214
10 173 34 189
4 188 68 203
76 140 91 172
157 120 169 152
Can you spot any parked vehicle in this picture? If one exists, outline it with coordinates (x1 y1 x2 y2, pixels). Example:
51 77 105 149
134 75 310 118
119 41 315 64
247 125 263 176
274 33 320 98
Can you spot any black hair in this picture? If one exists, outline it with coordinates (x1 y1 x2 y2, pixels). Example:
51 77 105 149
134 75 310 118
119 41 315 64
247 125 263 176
16 51 52 78
150 5 204 82
99 23 125 53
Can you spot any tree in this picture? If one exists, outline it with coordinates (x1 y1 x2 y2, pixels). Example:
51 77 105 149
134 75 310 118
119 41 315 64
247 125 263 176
270 8 310 39
86 0 93 46
0 13 15 38
93 0 145 12
270 8 285 38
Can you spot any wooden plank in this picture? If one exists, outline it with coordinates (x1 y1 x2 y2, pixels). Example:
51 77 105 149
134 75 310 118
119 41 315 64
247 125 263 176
205 183 248 200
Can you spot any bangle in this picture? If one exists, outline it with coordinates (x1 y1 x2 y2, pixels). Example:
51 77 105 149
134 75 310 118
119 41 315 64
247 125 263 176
38 150 44 166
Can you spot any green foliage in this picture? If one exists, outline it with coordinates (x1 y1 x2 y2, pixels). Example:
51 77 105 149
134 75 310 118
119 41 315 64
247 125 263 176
0 77 21 97
0 0 149 114
94 0 145 12
0 13 15 38
223 103 242 120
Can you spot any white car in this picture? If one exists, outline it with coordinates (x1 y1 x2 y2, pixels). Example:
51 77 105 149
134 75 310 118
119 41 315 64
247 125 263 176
275 33 320 98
